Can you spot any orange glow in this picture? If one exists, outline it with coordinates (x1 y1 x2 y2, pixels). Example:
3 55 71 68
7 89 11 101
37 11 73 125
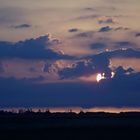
96 73 105 82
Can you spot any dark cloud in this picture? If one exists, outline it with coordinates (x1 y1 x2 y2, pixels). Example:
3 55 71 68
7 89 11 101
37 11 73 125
115 66 134 76
135 33 140 37
75 31 94 38
11 24 32 29
0 72 140 108
75 14 99 20
115 41 136 48
87 48 140 59
0 62 4 73
99 26 112 32
58 48 140 79
58 61 94 79
98 17 116 24
58 55 111 79
90 43 106 50
68 28 79 33
0 35 72 60
114 27 129 31
99 26 129 32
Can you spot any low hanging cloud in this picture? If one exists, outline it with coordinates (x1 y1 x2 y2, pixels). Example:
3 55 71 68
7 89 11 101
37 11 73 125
0 35 72 60
11 24 32 29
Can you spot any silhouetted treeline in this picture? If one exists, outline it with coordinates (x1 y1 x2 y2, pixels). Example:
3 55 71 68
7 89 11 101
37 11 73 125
0 110 140 140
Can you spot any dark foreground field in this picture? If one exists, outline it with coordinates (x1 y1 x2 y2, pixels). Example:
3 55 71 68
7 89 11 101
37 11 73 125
0 111 140 140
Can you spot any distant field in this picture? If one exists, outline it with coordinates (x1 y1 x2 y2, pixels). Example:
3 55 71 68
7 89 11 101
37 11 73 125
0 111 140 140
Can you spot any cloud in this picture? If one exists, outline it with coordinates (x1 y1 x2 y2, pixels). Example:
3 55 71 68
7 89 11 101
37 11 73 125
88 48 140 59
58 55 112 79
68 28 79 33
99 26 112 32
75 31 94 38
98 17 117 24
75 14 99 20
38 48 140 80
135 33 140 37
115 41 136 48
11 24 32 29
90 43 106 50
0 62 4 73
58 61 94 79
0 72 140 108
0 35 72 60
99 26 129 32
115 66 134 76
114 27 129 31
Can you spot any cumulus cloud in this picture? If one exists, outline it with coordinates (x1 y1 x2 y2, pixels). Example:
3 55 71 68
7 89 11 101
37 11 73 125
58 60 94 79
75 14 99 20
99 26 129 32
114 27 129 31
115 66 134 76
90 43 106 50
135 33 140 37
98 16 117 24
68 28 79 33
75 31 94 38
0 35 72 59
11 24 32 29
115 41 136 48
99 26 112 32
0 62 4 73
58 48 140 79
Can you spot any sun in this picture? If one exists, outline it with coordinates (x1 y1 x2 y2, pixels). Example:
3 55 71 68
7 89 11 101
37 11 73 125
96 73 103 82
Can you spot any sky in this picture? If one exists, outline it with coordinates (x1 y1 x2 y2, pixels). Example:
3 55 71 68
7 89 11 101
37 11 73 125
0 0 140 109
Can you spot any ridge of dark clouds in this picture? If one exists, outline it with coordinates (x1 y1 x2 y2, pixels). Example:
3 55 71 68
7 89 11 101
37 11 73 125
58 48 140 79
0 35 73 60
87 48 140 60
